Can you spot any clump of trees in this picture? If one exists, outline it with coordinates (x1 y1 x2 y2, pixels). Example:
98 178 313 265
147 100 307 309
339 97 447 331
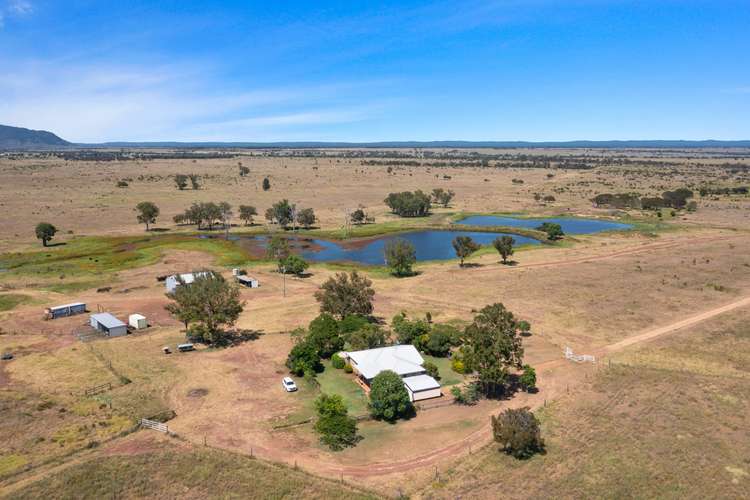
174 202 228 230
35 222 57 247
264 200 316 229
593 188 695 211
452 236 481 266
314 393 360 451
350 207 374 225
491 407 544 459
239 205 258 226
135 201 159 231
391 313 460 357
165 271 245 345
238 164 250 176
174 174 201 190
384 238 417 276
536 222 564 240
384 191 431 217
315 271 375 319
431 188 455 208
492 235 515 264
369 370 413 421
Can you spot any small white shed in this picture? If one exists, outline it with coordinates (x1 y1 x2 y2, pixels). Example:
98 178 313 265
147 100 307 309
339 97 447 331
236 275 259 288
129 314 147 330
403 375 442 402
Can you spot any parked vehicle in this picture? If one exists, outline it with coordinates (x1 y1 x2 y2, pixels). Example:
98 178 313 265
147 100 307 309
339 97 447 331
1 353 13 361
177 343 195 352
282 377 297 392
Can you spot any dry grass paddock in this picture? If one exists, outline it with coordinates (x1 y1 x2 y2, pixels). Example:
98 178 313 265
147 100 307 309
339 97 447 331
1 148 749 497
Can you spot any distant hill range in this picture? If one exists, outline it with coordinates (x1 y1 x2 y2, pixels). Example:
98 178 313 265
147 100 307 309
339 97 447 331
1 124 749 149
0 124 70 149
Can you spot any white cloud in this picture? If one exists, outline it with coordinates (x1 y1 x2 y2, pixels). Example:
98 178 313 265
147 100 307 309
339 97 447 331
0 0 32 27
0 61 390 142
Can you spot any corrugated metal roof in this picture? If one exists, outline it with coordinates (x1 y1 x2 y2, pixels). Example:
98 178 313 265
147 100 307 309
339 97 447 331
403 374 441 392
344 345 425 380
91 313 126 329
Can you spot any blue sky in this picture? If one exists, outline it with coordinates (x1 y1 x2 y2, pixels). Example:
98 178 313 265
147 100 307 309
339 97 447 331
0 0 748 142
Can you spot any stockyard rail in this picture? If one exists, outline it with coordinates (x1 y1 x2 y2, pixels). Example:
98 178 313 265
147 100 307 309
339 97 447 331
141 418 169 433
84 382 112 396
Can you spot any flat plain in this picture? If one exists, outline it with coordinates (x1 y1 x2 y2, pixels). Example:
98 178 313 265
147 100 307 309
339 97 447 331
1 147 749 498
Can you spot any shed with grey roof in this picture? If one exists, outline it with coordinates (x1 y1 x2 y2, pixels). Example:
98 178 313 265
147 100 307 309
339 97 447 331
89 313 127 337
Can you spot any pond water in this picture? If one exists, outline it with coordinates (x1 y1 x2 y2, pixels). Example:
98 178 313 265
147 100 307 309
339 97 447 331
456 215 631 234
299 230 539 265
228 230 539 265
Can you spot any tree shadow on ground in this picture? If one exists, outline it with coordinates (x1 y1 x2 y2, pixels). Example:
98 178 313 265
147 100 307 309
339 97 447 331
45 242 67 247
459 263 483 269
500 260 518 266
213 329 265 348
149 227 171 233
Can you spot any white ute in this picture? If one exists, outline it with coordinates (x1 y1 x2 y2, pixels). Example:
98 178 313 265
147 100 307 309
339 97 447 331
282 377 298 392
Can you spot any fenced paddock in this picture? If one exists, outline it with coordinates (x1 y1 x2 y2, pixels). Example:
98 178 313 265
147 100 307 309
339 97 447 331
84 382 112 397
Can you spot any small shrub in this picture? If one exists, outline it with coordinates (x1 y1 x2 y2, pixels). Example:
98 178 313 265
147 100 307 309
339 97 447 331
423 361 440 380
344 363 353 374
451 383 480 405
451 359 465 374
116 180 129 188
331 353 345 369
519 364 536 392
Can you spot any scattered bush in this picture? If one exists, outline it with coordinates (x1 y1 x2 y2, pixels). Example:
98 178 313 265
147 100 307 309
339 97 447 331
491 407 545 459
451 383 480 405
331 353 345 369
519 364 536 392
423 361 440 380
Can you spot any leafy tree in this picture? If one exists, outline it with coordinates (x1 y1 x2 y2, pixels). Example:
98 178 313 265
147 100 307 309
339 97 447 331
384 191 431 217
369 370 413 421
188 174 201 190
239 165 250 176
266 235 290 267
35 222 57 247
537 222 564 240
286 339 323 375
174 174 188 190
452 236 481 266
462 303 525 396
135 201 159 231
314 393 360 451
219 202 232 229
424 324 457 357
238 205 258 225
296 207 316 229
165 272 245 345
331 353 346 369
307 313 344 358
492 235 515 264
519 364 537 392
265 199 295 228
346 323 387 351
384 238 417 276
262 177 271 191
491 407 544 459
339 314 370 334
280 254 309 276
315 271 375 319
350 208 366 224
391 313 429 345
431 188 455 207
423 361 440 380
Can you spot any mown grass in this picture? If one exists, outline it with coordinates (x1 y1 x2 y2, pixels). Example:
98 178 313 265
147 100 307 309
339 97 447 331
422 311 750 499
5 442 380 500
421 355 465 387
317 360 370 415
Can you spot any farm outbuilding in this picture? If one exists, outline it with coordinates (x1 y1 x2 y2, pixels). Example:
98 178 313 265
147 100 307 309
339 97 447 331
403 374 442 402
45 302 86 319
236 275 259 288
89 313 127 337
165 272 211 293
128 314 147 330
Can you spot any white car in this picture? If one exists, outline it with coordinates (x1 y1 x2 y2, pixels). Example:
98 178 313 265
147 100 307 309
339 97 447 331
282 377 298 392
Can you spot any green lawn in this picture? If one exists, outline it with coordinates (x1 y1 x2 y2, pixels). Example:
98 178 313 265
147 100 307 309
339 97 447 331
317 360 370 416
422 355 465 387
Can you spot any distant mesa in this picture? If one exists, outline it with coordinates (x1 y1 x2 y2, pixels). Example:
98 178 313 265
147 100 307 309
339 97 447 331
0 124 70 149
